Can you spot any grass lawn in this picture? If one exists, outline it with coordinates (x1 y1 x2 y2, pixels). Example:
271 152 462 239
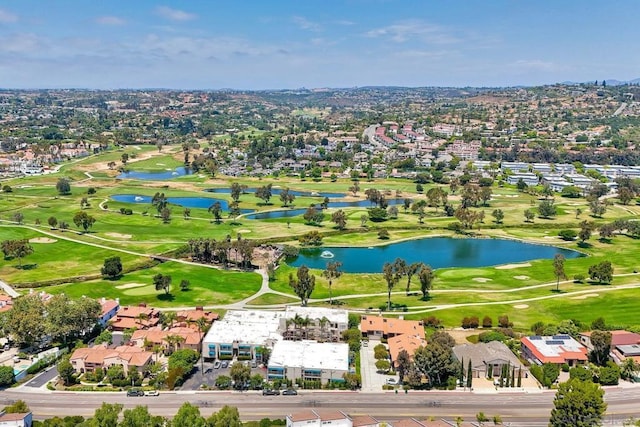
3 146 640 328
46 262 261 308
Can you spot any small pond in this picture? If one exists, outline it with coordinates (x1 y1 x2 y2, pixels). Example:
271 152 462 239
110 194 253 212
288 237 583 273
117 167 193 180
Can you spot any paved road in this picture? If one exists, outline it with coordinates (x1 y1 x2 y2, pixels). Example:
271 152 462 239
4 386 640 424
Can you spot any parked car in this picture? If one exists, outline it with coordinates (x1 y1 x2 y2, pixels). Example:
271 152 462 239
250 361 257 368
213 360 221 369
144 390 160 397
126 389 144 397
282 389 298 395
262 389 280 396
362 340 369 347
221 360 229 369
386 378 398 386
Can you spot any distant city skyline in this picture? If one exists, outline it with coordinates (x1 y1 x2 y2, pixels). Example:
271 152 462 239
0 0 638 90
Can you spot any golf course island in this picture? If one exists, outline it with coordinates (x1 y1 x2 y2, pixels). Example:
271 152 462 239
1 144 639 330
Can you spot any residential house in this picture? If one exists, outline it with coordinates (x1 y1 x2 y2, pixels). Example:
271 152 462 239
453 341 524 378
506 173 538 186
521 335 588 366
0 412 32 427
69 344 153 374
351 415 382 427
130 326 202 353
286 410 351 427
110 304 161 331
175 307 218 328
98 298 120 327
360 315 424 340
387 334 427 368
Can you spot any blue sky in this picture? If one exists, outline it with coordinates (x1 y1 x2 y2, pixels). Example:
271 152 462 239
0 0 637 89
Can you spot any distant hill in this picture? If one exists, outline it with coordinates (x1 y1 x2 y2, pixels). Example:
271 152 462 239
561 78 640 86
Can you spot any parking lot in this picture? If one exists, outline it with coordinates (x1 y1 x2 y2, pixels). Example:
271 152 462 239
180 358 265 391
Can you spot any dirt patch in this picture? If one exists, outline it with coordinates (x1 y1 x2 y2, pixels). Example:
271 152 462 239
472 277 492 283
116 283 146 290
496 263 531 270
514 275 530 280
106 232 132 239
29 237 57 244
571 293 599 300
513 304 529 309
447 328 483 345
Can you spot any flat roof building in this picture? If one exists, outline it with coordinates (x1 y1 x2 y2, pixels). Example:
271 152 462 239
268 340 349 383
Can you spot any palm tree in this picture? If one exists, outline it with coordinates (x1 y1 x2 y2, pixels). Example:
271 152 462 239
195 317 209 373
161 311 177 328
318 316 329 342
164 334 185 354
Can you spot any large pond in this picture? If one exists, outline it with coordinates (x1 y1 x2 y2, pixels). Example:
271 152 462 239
117 167 193 180
205 188 346 198
110 194 253 213
288 237 583 273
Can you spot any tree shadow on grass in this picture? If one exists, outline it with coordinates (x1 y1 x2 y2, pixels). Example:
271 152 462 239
157 293 175 302
16 264 38 270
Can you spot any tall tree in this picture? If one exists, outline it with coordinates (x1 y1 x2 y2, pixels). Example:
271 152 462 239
101 256 123 279
56 177 71 195
254 184 273 204
331 209 347 230
90 402 123 427
396 349 411 383
382 262 398 311
1 239 34 268
405 262 423 294
229 361 251 390
120 405 166 427
289 265 316 306
170 402 206 427
73 211 96 232
230 182 243 202
589 330 612 366
418 264 435 299
413 343 459 388
153 274 172 295
206 405 242 427
553 254 566 292
208 201 223 224
549 379 606 427
322 261 342 305
6 293 46 346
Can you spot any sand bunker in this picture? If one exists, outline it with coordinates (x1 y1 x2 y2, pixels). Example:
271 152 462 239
116 283 146 290
156 163 165 166
513 304 529 309
571 293 599 300
29 237 57 243
514 275 530 280
106 232 132 239
496 263 531 270
472 277 493 283
237 229 252 233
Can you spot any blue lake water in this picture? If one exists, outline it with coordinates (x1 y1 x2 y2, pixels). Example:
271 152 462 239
205 187 346 198
117 167 193 180
288 237 583 273
110 194 253 213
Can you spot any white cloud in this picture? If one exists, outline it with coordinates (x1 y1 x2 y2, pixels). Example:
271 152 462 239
0 8 18 23
155 6 197 22
292 16 321 32
365 20 460 45
95 16 126 26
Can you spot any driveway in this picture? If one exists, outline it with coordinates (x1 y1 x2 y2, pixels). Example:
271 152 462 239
360 340 396 392
23 366 58 389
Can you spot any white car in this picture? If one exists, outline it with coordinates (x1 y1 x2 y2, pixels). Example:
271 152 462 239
144 390 160 396
386 378 398 385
